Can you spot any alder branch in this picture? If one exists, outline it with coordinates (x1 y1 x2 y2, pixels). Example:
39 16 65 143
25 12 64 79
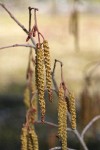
0 2 28 33
0 44 35 50
35 120 88 150
0 2 36 46
74 130 88 150
81 115 100 139
49 146 61 150
49 146 76 150
0 4 92 150
51 59 60 92
34 120 72 132
35 119 88 150
52 59 88 150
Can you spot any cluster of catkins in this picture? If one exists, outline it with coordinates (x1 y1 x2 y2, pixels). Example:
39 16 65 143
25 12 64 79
21 39 76 150
21 82 38 150
21 48 39 150
21 39 52 150
21 126 38 150
35 40 52 122
58 84 76 150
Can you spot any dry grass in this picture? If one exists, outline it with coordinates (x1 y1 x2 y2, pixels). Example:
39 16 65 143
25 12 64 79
0 11 100 94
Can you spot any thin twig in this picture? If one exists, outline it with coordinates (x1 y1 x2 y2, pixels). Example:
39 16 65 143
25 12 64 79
34 120 72 132
0 2 28 33
49 147 61 150
81 115 100 139
51 59 63 91
34 119 88 150
51 59 61 92
74 130 88 150
49 146 76 150
0 44 35 50
28 7 32 32
0 2 36 46
52 59 57 76
46 125 88 150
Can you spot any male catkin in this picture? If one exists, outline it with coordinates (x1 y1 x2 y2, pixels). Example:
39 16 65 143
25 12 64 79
28 127 39 150
21 127 28 150
69 92 76 129
35 50 38 89
58 85 67 150
43 40 52 102
36 45 45 122
28 133 33 150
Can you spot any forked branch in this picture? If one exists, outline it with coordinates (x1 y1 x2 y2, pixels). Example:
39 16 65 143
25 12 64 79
81 115 100 139
51 59 88 150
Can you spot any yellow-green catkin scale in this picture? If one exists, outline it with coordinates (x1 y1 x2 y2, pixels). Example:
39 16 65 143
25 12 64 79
35 50 38 90
43 40 52 102
58 85 67 150
21 127 28 150
36 45 45 122
69 92 76 129
29 127 39 150
24 87 30 108
62 102 67 150
27 134 33 150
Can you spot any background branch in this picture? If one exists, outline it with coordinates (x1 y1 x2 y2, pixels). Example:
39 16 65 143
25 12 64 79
49 146 76 150
81 115 100 139
74 130 88 150
34 120 72 132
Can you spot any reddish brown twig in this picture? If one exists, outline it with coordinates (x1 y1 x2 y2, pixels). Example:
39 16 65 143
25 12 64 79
26 7 44 46
0 2 36 46
0 44 35 50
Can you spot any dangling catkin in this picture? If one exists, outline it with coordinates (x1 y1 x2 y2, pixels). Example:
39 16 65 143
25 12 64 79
29 127 39 150
58 87 64 138
27 134 33 150
58 85 67 150
69 92 76 129
35 50 38 89
43 40 52 102
21 126 28 150
36 45 45 122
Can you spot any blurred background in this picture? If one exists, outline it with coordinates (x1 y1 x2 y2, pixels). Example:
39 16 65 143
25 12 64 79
0 0 100 149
